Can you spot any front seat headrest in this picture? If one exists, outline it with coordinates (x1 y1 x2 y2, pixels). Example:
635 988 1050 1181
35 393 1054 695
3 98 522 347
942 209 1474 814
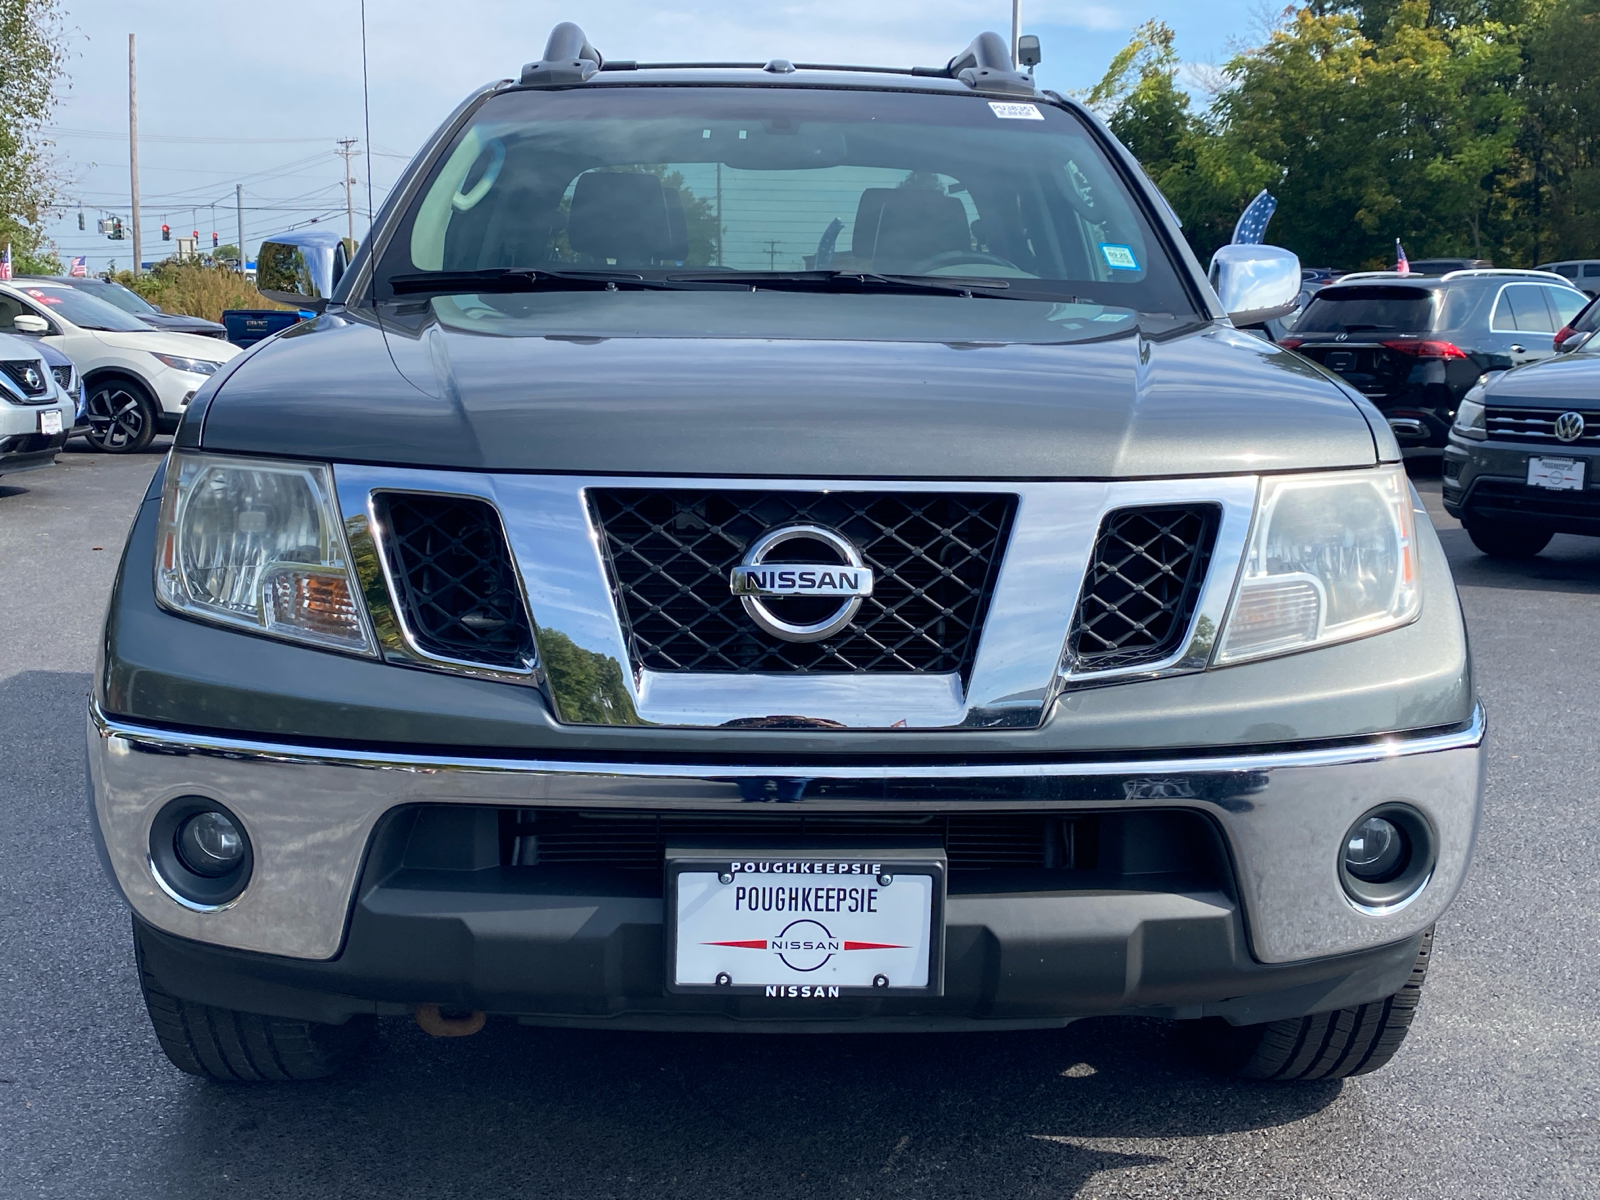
566 172 674 265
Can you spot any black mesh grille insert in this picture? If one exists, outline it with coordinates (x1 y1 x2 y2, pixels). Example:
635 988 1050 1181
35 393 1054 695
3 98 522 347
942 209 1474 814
1067 504 1219 672
589 490 1015 677
373 492 536 669
0 359 50 400
503 809 1093 873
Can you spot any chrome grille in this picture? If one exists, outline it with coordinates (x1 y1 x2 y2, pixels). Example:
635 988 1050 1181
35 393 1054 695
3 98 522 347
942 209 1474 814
372 492 536 670
588 489 1014 677
1067 504 1219 672
0 359 50 401
1485 406 1600 446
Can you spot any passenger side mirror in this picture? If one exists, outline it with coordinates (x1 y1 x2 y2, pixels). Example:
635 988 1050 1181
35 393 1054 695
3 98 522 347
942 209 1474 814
255 236 349 313
1209 244 1301 327
13 314 50 335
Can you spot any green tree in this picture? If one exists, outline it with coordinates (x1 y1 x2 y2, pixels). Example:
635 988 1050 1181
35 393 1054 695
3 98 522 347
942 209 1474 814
1522 0 1600 260
0 1 66 268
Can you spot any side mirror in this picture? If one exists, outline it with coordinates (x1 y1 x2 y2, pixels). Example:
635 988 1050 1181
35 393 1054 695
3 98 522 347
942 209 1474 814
1209 243 1302 326
13 314 50 334
256 238 344 313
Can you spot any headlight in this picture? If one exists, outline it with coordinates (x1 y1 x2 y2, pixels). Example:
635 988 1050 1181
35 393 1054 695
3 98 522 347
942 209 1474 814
152 352 222 376
1452 395 1487 440
154 452 376 655
1215 465 1420 665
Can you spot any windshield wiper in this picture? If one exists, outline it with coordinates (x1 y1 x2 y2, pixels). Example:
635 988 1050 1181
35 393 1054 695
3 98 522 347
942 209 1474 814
386 268 676 297
664 269 1022 298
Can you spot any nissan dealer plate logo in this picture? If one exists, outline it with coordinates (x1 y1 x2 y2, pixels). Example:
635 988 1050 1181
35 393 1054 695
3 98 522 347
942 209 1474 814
1554 411 1586 443
729 524 873 642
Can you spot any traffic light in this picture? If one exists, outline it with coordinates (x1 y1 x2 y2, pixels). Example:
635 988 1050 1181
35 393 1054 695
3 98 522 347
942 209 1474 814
191 231 199 242
161 223 170 241
78 211 85 231
212 232 219 248
111 217 124 241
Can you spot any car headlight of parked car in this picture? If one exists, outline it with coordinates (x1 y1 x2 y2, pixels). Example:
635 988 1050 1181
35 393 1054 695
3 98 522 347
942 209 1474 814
1451 379 1489 440
1215 465 1420 665
152 352 223 376
154 453 377 655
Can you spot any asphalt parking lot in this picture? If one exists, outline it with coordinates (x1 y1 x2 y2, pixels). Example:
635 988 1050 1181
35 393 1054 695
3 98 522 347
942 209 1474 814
3 444 1598 1199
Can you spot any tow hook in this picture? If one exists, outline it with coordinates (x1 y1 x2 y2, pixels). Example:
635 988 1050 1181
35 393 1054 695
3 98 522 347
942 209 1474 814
414 1004 486 1038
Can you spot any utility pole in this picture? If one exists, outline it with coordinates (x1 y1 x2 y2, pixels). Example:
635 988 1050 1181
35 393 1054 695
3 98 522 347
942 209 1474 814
1011 0 1021 64
128 34 141 277
336 138 359 244
235 184 245 275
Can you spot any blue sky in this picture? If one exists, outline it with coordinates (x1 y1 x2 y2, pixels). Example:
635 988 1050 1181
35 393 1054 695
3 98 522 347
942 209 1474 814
38 0 1261 272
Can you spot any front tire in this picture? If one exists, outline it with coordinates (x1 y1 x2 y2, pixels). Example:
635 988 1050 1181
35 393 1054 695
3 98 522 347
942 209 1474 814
139 960 374 1081
1196 928 1432 1081
1465 518 1553 559
83 378 158 453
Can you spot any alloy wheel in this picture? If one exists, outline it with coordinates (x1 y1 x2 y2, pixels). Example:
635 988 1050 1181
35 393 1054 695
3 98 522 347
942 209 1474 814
85 384 153 453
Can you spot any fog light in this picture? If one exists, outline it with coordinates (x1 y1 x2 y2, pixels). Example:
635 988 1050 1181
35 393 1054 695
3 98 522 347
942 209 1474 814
1344 816 1404 882
1338 805 1435 912
176 811 245 877
148 797 253 909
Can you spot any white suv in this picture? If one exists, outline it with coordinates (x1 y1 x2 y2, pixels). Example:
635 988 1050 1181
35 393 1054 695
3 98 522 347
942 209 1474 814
0 281 242 453
0 330 76 478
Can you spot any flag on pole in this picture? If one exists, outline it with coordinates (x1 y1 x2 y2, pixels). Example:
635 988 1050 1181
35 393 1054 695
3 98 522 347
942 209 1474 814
69 255 88 277
1231 189 1278 245
0 244 12 282
1395 240 1410 276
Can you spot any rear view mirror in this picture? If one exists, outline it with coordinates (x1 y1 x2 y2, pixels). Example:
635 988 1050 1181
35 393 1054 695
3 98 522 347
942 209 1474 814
13 314 49 334
1209 244 1302 326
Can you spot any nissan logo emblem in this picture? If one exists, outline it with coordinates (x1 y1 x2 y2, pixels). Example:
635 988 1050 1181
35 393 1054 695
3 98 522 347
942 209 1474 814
729 525 874 643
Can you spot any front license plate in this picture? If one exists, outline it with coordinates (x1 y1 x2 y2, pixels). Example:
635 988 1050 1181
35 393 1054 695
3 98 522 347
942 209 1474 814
668 854 943 996
1528 456 1585 490
38 409 62 435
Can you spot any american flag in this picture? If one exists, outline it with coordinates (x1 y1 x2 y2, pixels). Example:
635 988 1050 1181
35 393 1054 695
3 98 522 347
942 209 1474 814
0 244 11 282
69 256 88 277
1231 190 1278 245
1395 240 1410 276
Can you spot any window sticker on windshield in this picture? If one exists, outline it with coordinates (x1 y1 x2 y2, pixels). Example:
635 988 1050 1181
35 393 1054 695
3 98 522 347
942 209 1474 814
1094 312 1130 321
988 102 1044 120
1100 244 1140 271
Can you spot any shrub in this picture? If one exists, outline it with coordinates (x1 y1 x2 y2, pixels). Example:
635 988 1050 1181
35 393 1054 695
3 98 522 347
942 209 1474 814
109 260 292 323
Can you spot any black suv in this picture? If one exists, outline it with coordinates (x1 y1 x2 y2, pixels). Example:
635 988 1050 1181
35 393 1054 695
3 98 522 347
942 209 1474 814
1282 271 1589 454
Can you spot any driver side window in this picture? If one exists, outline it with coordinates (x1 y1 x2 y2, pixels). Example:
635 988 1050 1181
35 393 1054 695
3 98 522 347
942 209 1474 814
0 293 29 332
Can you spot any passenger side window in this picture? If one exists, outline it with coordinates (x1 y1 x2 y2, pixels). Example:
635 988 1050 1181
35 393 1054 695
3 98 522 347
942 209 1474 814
0 293 27 331
1493 284 1554 334
1585 263 1600 278
1544 287 1587 328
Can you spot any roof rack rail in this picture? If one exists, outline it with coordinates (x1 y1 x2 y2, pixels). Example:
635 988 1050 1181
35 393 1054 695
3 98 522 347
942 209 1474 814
1439 268 1573 284
1330 271 1415 283
521 22 602 85
947 31 1035 96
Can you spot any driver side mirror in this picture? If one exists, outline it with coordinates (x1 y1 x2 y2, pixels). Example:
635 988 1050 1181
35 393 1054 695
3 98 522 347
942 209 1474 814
1209 244 1301 327
13 314 50 335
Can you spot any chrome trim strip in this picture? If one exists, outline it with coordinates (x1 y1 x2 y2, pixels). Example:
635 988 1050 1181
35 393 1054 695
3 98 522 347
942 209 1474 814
330 467 1264 731
148 854 237 914
91 701 1484 779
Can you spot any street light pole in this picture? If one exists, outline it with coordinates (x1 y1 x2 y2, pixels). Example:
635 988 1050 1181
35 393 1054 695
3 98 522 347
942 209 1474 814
236 184 245 275
128 34 141 277
1011 0 1021 65
336 138 359 245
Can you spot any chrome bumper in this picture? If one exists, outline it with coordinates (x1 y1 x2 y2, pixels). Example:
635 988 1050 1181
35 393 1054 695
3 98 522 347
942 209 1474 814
88 705 1485 966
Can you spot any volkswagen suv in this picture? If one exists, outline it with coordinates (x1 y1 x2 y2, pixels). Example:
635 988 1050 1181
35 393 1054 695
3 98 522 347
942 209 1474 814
89 24 1483 1084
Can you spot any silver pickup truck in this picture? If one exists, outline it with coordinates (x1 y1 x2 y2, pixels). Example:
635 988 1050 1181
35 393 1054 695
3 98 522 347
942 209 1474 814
88 24 1482 1083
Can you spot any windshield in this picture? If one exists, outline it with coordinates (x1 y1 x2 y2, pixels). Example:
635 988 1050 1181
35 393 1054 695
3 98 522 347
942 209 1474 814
20 285 153 332
376 86 1200 340
1294 287 1436 334
72 279 158 316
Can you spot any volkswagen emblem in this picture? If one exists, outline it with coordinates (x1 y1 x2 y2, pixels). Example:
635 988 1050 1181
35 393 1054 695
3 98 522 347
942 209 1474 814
729 524 874 643
1554 411 1586 443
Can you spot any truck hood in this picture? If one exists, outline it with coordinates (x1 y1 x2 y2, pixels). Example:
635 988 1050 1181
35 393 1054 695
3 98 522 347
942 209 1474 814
197 309 1379 478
